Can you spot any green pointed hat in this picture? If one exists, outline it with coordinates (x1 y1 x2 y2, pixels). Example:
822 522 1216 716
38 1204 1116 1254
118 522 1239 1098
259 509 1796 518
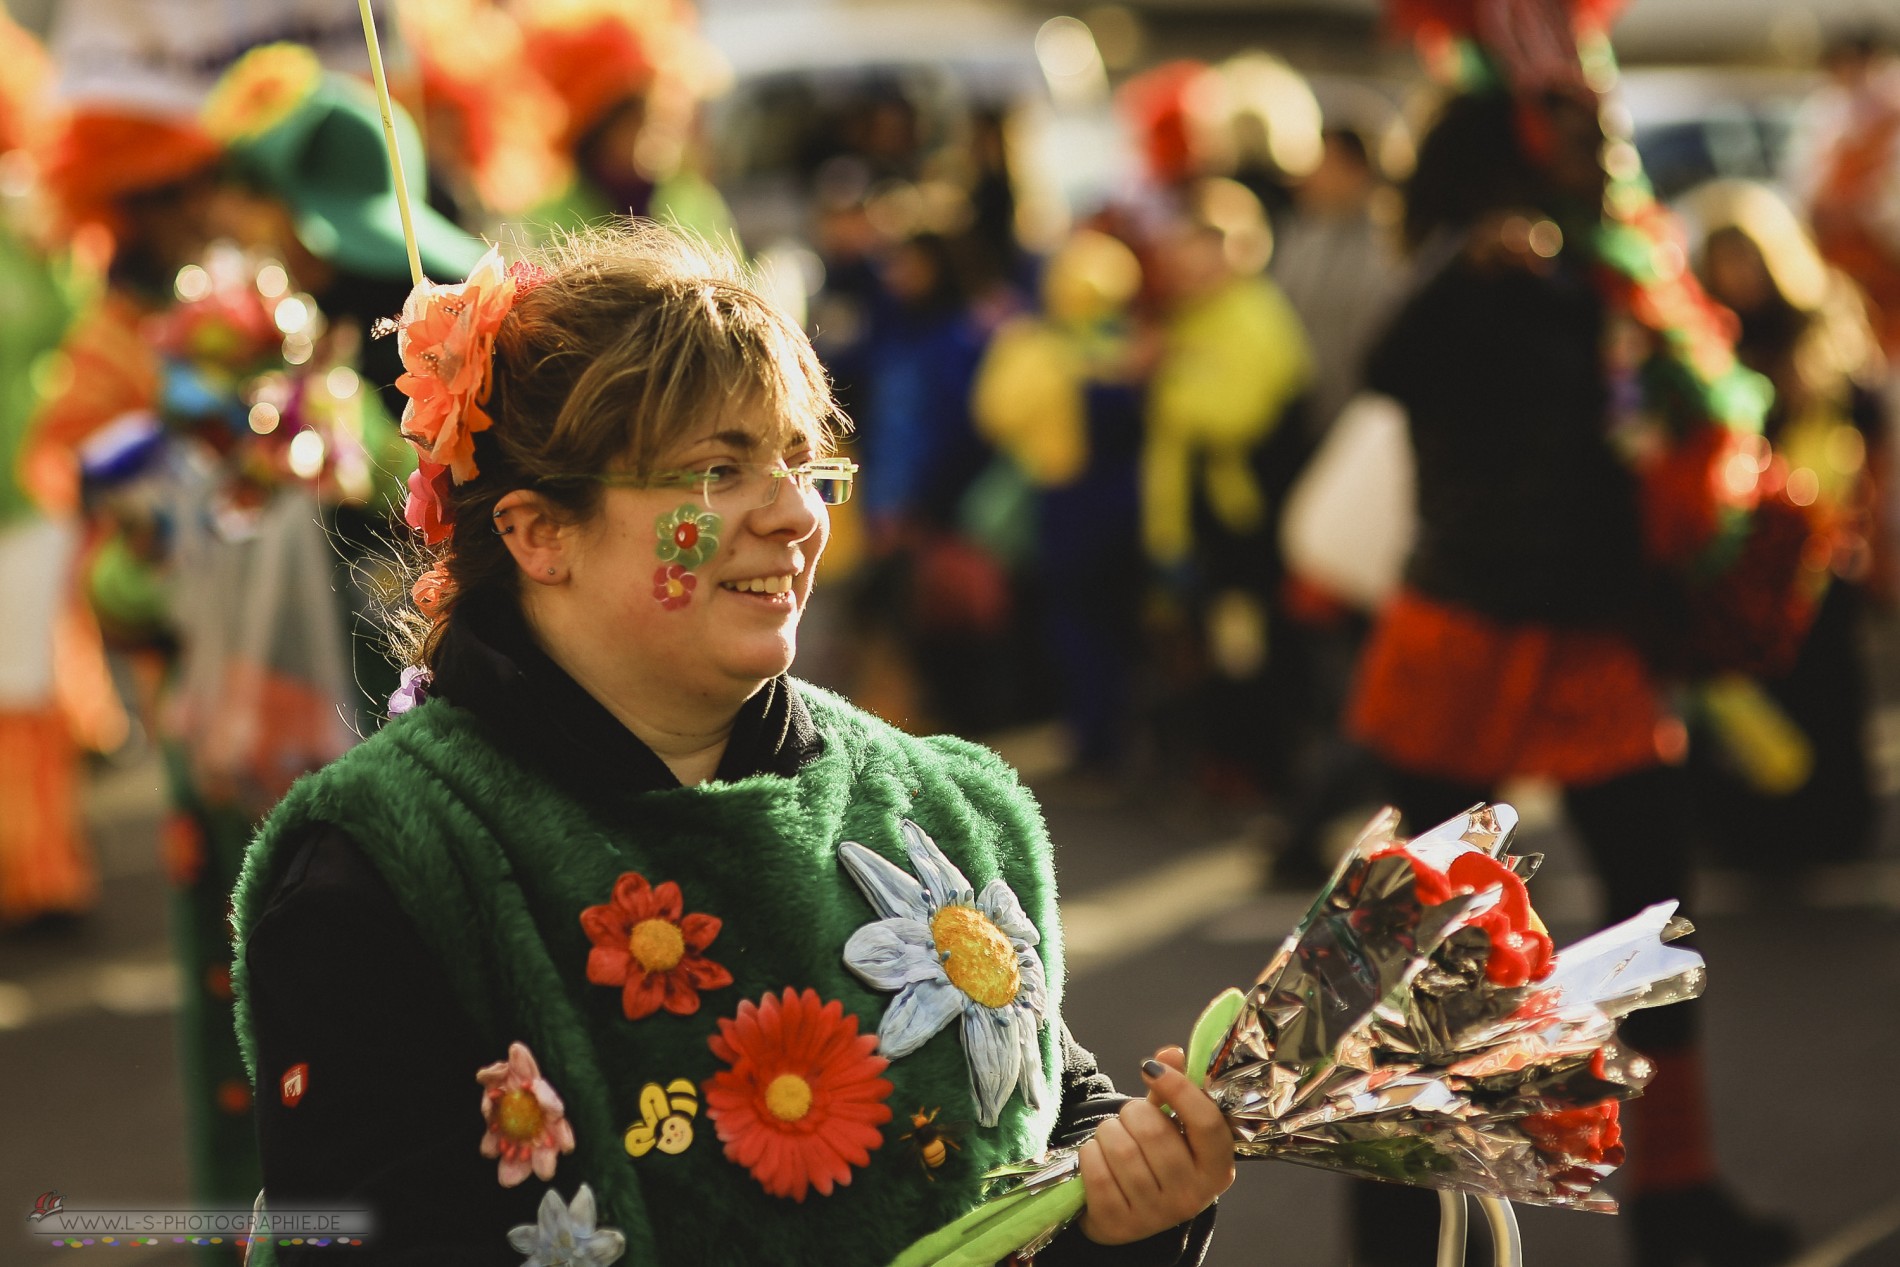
205 43 483 284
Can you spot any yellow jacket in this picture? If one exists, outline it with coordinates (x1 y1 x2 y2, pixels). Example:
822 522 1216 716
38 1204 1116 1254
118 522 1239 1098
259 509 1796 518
1144 277 1311 564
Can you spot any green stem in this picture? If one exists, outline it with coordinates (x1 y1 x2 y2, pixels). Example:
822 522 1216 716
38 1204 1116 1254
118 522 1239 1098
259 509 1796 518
884 988 1250 1267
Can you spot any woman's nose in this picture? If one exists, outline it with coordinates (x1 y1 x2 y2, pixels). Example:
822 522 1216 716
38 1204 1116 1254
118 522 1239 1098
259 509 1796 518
749 471 826 541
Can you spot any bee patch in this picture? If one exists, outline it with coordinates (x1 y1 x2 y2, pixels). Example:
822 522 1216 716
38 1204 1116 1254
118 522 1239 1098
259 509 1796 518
900 1106 962 1178
624 1078 700 1158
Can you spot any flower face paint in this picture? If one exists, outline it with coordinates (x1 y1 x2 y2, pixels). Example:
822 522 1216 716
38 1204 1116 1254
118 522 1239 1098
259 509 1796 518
651 505 721 610
656 505 720 570
653 565 697 610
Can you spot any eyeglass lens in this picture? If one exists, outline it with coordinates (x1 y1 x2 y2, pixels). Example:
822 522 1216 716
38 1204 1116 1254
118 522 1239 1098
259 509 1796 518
696 463 853 511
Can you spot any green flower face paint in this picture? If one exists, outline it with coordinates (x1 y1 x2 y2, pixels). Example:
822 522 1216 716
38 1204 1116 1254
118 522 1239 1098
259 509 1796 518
655 504 721 570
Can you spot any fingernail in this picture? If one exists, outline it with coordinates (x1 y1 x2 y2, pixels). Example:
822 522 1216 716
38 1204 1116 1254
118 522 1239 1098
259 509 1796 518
1141 1059 1166 1079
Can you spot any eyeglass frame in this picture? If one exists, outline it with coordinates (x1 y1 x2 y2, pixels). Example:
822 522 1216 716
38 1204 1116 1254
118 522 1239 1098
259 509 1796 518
552 457 860 510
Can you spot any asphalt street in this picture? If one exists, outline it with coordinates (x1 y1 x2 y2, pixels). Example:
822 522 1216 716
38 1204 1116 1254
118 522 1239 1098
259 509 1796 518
5 743 1899 1267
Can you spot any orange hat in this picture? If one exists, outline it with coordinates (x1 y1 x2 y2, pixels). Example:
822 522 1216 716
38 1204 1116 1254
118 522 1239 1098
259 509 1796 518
41 109 221 236
402 0 568 213
516 1 662 150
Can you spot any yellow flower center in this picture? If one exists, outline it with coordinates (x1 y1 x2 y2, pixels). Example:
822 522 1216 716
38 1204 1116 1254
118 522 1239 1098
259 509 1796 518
765 1073 813 1122
496 1088 545 1142
930 904 1021 1009
666 576 687 598
628 918 686 972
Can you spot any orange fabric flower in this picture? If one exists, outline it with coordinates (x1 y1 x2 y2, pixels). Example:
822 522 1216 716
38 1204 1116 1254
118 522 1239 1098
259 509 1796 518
580 871 733 1020
394 244 516 484
411 563 454 623
704 988 894 1201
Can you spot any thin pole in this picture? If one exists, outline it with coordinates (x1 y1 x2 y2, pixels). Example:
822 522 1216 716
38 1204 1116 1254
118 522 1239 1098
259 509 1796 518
355 0 424 286
1436 1190 1468 1267
1477 1196 1523 1267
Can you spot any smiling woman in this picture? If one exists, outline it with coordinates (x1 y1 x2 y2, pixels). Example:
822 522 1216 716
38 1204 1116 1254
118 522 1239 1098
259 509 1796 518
225 223 1231 1267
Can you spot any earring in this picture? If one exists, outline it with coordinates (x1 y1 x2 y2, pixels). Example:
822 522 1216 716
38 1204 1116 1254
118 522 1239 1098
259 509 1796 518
547 567 556 576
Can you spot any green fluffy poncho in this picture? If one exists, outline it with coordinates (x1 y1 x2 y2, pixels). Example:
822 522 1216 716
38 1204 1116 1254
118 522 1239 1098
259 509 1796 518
231 684 1066 1266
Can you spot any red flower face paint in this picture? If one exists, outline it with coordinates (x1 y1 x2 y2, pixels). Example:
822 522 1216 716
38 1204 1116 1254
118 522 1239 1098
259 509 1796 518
653 564 697 610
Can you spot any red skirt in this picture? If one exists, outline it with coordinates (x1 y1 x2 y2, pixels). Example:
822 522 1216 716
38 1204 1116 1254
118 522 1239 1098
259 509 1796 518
1349 590 1668 788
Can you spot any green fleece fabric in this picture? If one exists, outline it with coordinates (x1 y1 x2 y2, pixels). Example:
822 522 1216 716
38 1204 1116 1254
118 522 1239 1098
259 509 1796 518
230 684 1066 1266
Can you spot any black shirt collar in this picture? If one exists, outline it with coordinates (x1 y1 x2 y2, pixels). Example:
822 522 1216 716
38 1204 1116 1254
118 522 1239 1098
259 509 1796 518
426 595 822 799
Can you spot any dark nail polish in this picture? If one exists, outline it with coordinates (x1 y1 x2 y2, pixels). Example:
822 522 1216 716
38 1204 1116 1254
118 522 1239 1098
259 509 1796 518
1141 1059 1166 1079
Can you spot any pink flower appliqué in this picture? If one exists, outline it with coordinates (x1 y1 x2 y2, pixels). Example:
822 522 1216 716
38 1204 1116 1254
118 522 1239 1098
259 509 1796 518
477 1041 576 1187
653 564 697 610
394 245 517 484
404 458 455 544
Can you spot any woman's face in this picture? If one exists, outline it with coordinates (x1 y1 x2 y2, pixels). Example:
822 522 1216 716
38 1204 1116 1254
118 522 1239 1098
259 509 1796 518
563 413 831 701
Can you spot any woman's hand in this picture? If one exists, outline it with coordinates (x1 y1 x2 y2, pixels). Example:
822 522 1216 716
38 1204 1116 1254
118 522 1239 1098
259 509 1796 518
1074 1046 1237 1246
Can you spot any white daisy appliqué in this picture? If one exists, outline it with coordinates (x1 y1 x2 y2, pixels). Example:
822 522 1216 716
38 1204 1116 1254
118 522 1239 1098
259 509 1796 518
837 819 1048 1127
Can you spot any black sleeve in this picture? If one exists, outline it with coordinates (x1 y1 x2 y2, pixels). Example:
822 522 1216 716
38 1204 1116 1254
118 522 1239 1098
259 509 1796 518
245 824 542 1264
1035 1026 1219 1267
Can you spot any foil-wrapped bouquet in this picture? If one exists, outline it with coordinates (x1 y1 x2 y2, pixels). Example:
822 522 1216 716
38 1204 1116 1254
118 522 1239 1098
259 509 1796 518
888 804 1707 1267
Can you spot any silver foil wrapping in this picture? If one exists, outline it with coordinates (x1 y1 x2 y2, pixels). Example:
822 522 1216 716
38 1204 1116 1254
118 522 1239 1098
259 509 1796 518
1014 804 1706 1213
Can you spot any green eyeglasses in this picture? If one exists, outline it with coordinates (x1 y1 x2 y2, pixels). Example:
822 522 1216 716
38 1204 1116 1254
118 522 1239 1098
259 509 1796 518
583 458 859 512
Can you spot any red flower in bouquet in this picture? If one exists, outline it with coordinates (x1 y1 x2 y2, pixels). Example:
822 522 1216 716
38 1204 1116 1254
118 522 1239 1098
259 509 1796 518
1375 844 1554 986
704 988 894 1201
1522 1100 1624 1167
580 871 732 1020
1448 852 1553 986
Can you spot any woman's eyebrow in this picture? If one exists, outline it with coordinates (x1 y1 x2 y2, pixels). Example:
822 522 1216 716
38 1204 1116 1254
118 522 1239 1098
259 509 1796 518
698 429 763 453
681 429 815 459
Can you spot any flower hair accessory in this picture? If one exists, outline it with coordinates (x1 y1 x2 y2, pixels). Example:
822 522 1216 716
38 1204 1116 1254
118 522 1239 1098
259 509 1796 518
390 244 519 536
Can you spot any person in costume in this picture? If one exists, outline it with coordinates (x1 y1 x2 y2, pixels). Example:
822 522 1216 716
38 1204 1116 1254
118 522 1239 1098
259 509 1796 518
1270 125 1403 443
11 36 233 936
1142 177 1313 800
512 0 736 246
1344 78 1796 1267
232 223 1234 1266
0 8 97 930
1787 30 1900 359
972 228 1147 775
1684 180 1888 870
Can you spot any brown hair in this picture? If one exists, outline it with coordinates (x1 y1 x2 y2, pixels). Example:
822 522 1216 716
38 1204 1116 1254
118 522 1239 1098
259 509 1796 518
390 221 844 670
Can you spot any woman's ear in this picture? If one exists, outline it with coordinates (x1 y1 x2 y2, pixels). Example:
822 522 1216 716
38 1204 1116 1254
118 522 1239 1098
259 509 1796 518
492 490 573 585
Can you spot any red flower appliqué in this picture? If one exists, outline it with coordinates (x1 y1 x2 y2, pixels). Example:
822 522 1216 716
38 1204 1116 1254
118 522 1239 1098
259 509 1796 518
580 872 732 1020
653 564 697 610
704 988 894 1201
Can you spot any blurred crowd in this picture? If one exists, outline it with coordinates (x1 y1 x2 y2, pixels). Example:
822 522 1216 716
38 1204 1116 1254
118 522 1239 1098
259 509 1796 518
2 0 1899 1260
